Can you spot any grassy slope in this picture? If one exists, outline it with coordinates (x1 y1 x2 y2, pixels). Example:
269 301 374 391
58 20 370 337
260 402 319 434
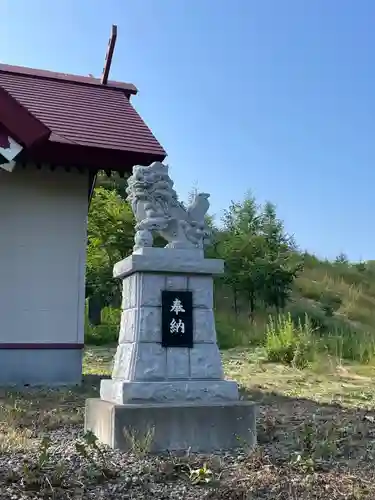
295 257 375 331
88 257 375 362
214 256 375 350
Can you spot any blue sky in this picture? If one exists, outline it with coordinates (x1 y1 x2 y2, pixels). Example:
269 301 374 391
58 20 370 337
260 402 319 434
1 0 374 261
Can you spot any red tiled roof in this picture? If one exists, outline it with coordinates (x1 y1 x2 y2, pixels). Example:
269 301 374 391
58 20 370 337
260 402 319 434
0 64 166 166
0 64 138 94
0 84 51 148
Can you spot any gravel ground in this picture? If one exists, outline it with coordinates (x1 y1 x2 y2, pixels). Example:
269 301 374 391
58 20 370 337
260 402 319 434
2 352 375 499
1 395 375 499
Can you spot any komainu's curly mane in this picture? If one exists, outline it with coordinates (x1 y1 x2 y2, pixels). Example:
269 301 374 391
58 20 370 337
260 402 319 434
126 162 210 251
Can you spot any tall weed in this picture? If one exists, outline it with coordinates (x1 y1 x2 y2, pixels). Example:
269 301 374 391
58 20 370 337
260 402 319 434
323 325 375 364
215 313 265 349
265 313 315 368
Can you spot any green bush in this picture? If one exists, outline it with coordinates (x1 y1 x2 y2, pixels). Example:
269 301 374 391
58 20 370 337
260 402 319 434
215 315 251 349
265 313 314 368
298 285 323 302
288 301 328 333
101 306 121 325
319 292 342 317
84 306 120 345
215 311 267 349
85 324 118 345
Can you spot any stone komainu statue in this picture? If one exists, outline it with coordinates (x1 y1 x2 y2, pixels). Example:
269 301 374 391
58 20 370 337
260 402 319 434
126 162 211 251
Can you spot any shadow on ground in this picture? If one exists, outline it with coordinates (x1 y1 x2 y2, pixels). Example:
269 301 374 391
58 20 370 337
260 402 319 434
241 384 375 468
0 374 375 498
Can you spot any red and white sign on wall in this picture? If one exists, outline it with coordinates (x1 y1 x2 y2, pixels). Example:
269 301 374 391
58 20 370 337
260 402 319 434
0 124 23 172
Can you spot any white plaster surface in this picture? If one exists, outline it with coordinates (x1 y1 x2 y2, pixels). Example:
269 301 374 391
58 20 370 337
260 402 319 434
0 165 88 344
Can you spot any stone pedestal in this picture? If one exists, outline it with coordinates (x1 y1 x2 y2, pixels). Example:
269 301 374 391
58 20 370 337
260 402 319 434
85 248 256 452
85 399 256 454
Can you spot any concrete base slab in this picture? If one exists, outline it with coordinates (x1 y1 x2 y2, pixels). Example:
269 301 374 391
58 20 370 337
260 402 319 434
85 398 257 453
0 348 82 386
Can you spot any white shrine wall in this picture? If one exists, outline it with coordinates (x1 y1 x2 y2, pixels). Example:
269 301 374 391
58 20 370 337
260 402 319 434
0 164 88 385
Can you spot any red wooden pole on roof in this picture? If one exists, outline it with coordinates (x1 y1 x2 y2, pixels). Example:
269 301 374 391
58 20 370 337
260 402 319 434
101 24 117 85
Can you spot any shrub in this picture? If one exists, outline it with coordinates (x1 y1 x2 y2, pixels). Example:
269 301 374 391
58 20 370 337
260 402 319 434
265 313 314 368
101 306 121 325
319 292 342 317
84 306 120 345
215 315 251 349
288 301 328 333
215 310 267 349
295 276 324 302
85 324 118 345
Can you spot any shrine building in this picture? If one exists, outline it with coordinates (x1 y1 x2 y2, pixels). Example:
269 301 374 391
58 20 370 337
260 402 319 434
0 27 166 385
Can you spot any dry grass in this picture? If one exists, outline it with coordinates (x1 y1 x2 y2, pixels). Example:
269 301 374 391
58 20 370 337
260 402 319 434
83 345 115 375
1 346 375 498
223 348 375 407
296 262 375 330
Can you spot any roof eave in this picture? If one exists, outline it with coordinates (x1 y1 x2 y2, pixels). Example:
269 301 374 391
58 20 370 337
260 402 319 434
0 86 51 148
20 141 167 173
0 64 138 96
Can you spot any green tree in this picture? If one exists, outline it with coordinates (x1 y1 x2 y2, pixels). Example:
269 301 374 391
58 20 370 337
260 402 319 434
96 171 130 199
222 193 261 236
335 252 349 265
218 193 302 319
86 187 135 324
235 234 269 320
258 201 303 312
219 194 264 318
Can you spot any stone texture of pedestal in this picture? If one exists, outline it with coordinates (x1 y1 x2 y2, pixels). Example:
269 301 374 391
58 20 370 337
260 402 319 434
100 248 239 404
85 247 257 452
85 399 257 453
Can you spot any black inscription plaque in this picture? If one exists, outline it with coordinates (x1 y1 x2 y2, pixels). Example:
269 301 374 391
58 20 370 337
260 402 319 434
161 290 193 348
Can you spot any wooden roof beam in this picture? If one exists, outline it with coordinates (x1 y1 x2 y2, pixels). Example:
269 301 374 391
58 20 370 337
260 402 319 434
101 25 117 85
